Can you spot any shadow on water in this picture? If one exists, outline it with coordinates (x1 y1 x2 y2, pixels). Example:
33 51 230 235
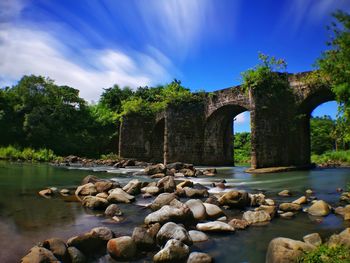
0 161 349 262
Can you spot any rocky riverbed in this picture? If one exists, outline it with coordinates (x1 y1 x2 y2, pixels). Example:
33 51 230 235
23 162 350 262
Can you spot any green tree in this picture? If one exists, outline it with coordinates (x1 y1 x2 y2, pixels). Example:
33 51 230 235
318 11 350 143
310 116 336 154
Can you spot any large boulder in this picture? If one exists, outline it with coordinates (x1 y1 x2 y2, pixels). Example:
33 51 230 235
67 227 114 255
242 210 271 224
203 203 224 219
327 228 350 248
307 200 331 216
166 162 185 171
183 187 208 198
218 191 250 208
303 233 322 246
75 183 97 196
82 196 109 210
266 237 315 263
94 181 114 193
196 221 234 232
43 238 69 262
153 239 190 263
335 205 350 220
122 179 142 195
132 227 156 251
105 204 123 217
144 205 193 225
292 196 307 205
156 222 193 246
228 219 250 230
107 236 137 261
21 246 59 263
157 176 176 193
255 205 277 218
107 188 135 203
81 175 100 185
187 252 213 263
185 199 207 221
249 193 266 206
145 163 166 175
149 193 177 211
188 230 209 242
176 180 194 190
141 186 160 195
67 247 86 263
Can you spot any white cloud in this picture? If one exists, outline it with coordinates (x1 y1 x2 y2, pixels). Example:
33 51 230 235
235 112 247 124
0 25 173 102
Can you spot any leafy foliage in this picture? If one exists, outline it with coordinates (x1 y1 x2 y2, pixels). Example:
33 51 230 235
298 244 350 263
0 146 58 162
318 11 350 144
310 116 336 154
241 53 289 96
233 132 251 165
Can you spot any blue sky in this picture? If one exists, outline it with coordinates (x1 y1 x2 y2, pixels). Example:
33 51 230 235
0 0 349 132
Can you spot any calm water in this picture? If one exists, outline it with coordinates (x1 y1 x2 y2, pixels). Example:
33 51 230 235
0 161 349 263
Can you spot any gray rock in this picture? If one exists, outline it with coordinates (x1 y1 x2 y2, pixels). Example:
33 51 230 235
278 190 292 197
157 176 176 193
132 227 156 251
122 179 141 195
242 210 271 224
107 188 135 203
187 252 213 263
43 238 68 262
82 196 108 210
279 203 301 212
196 221 234 232
153 239 189 263
75 183 97 196
141 186 160 195
67 247 86 263
228 219 250 229
105 204 123 217
327 228 350 248
203 203 224 219
156 222 192 246
185 199 207 221
183 187 209 198
145 163 166 175
307 200 331 216
145 205 193 225
188 230 209 242
149 193 177 211
21 246 59 263
94 181 114 193
303 233 322 246
218 191 250 208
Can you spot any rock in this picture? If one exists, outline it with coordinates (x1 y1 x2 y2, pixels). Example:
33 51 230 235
156 222 192 246
217 216 227 222
327 228 350 248
266 237 315 263
123 159 135 167
265 199 275 206
144 205 193 225
180 168 196 177
185 199 207 221
196 221 234 232
94 181 114 193
303 233 322 246
218 191 250 208
21 246 59 263
228 219 250 229
145 163 166 175
60 189 70 195
242 210 271 224
203 203 224 219
153 239 189 263
122 179 141 195
188 230 208 242
147 223 161 238
151 173 166 178
279 203 302 212
81 175 100 185
150 193 177 211
166 162 185 171
195 170 204 176
107 188 135 203
255 205 277 218
307 200 331 216
82 196 108 210
204 168 217 174
141 186 160 195
174 172 185 178
340 192 350 203
187 252 213 263
105 204 123 217
278 190 291 197
67 247 86 263
75 183 97 196
67 227 114 255
38 188 54 197
249 193 266 206
96 192 108 199
205 196 220 206
279 212 295 218
292 196 307 205
176 180 194 190
305 189 314 195
107 236 137 261
43 238 69 262
335 205 350 220
132 227 156 251
157 176 176 193
183 187 208 198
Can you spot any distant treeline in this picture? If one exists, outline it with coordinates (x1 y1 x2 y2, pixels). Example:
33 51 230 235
0 75 194 157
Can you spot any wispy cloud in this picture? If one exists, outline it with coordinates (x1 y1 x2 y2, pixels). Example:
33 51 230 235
235 112 247 124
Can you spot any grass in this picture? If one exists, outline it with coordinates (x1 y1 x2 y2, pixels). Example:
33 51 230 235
0 145 58 162
298 245 350 263
311 150 350 166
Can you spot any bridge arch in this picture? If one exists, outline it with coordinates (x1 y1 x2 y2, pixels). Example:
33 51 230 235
203 104 251 165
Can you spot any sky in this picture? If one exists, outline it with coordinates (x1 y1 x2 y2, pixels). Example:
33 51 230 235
1 0 349 132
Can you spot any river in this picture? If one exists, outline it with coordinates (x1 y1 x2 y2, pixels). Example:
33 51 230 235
0 161 349 262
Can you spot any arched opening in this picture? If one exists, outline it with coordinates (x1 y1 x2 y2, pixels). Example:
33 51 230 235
149 118 165 163
203 105 251 166
233 111 251 166
295 87 336 166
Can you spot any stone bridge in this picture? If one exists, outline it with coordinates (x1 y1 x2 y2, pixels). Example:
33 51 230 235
118 72 335 169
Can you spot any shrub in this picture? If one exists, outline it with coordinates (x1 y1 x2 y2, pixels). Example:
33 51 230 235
298 244 350 263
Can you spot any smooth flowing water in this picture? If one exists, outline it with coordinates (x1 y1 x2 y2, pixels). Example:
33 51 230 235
0 161 349 263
